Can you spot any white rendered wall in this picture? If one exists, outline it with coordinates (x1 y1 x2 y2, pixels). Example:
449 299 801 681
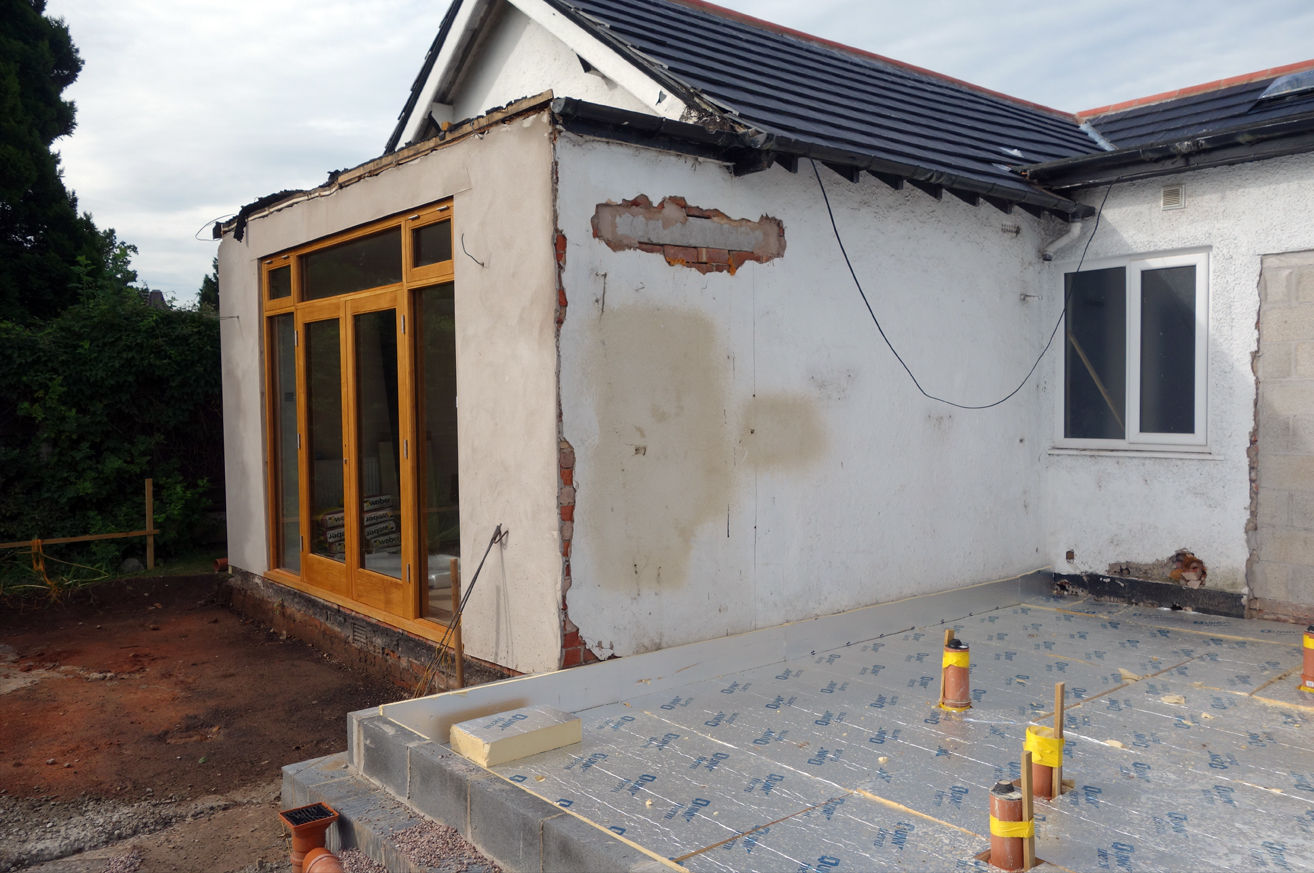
1043 153 1314 592
218 113 564 674
555 135 1056 659
452 4 653 121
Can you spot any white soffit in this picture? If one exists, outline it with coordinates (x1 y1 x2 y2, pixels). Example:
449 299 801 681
398 0 690 148
513 0 691 121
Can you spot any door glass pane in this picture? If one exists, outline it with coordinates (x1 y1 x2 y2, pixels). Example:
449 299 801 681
413 220 452 268
302 228 402 300
306 319 345 561
355 309 402 579
270 315 299 571
1064 267 1126 439
1140 265 1196 434
417 283 459 618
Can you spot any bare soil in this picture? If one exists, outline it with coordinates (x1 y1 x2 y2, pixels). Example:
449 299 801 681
0 575 442 872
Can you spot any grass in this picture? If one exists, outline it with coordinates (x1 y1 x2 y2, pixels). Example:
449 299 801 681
0 542 226 602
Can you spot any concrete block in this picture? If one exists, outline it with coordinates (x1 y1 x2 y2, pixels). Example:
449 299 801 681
1263 529 1314 567
451 705 582 767
1291 416 1314 454
1261 267 1291 303
470 774 564 871
1256 491 1291 527
543 811 670 873
407 740 494 836
1249 560 1294 603
1296 267 1314 303
347 707 376 770
1256 414 1292 452
1290 492 1314 530
1260 306 1314 343
1257 454 1314 490
1258 340 1294 379
360 714 427 799
1294 342 1314 378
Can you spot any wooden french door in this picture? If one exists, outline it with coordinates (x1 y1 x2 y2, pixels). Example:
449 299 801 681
296 288 417 619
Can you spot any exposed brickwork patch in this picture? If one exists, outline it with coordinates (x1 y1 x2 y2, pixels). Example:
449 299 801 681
592 195 785 275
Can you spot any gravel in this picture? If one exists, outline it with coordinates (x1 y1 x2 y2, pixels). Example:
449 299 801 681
340 848 387 872
392 821 502 873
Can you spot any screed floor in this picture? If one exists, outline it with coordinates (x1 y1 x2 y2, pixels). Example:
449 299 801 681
487 596 1314 872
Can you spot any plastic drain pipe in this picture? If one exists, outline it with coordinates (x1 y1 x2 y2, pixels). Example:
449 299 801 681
303 847 345 872
277 802 339 873
939 633 972 711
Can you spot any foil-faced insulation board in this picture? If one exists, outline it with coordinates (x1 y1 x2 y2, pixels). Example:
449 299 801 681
488 597 1313 872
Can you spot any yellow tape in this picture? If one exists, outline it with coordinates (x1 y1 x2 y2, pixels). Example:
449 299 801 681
942 650 970 669
1025 725 1065 768
1304 634 1313 649
938 703 970 712
989 815 1035 839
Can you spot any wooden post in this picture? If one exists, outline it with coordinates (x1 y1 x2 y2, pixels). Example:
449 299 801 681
1020 750 1035 870
450 557 464 690
939 628 954 702
1053 682 1066 794
145 478 155 570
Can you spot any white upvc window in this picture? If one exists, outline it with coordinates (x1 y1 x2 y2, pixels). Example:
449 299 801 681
1058 250 1208 449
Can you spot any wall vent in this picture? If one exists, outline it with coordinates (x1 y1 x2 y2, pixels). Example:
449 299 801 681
1161 185 1185 210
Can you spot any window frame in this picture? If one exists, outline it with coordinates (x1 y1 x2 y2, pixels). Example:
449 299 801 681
1055 249 1209 451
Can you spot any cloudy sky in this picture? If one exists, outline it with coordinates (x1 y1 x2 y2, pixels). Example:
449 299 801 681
44 0 1314 304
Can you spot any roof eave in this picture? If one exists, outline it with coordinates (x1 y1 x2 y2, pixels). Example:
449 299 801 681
1021 112 1314 190
553 97 1090 220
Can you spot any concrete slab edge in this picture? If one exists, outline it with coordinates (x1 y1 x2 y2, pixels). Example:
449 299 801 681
287 741 680 872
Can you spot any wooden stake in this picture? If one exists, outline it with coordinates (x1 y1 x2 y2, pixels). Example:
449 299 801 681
1053 681 1065 794
1020 750 1035 870
450 557 464 690
145 478 155 570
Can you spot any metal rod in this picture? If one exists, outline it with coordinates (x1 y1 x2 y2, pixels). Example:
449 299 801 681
450 557 464 689
1021 750 1035 870
1053 682 1066 794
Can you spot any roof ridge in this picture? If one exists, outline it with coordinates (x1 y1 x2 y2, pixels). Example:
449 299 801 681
1079 57 1314 120
661 0 1077 122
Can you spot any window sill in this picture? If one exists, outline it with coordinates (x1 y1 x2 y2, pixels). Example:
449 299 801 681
1048 446 1221 461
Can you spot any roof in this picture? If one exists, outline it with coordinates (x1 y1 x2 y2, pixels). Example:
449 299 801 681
1027 59 1314 189
1083 59 1314 147
389 0 1100 218
388 0 1314 210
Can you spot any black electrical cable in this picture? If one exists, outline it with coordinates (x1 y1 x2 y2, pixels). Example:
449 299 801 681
812 159 1112 410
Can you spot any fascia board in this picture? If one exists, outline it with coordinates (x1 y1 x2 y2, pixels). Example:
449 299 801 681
512 0 690 121
397 0 491 148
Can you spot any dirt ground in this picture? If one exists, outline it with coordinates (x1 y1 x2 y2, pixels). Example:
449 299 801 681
0 574 485 872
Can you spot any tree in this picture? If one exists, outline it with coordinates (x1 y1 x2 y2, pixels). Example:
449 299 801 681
197 257 219 313
0 0 102 323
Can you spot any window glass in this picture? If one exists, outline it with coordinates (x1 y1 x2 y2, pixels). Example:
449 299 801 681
413 220 453 268
268 265 291 299
1139 266 1196 434
302 228 402 299
1064 267 1126 440
270 315 299 571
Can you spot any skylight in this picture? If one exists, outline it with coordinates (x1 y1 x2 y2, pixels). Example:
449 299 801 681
1258 69 1314 101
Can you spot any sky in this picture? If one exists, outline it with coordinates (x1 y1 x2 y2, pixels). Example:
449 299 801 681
43 0 1314 305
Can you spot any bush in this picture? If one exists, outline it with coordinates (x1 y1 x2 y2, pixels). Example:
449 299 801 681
0 245 222 587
